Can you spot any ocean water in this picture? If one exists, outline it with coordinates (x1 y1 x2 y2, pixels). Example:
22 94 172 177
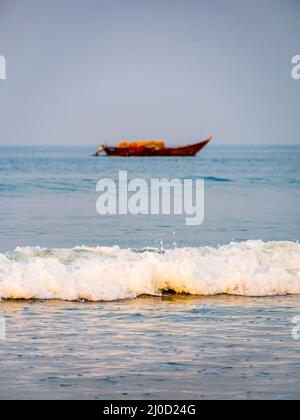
0 144 299 251
0 144 300 399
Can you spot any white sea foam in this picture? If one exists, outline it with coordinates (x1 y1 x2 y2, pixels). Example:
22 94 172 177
0 240 300 301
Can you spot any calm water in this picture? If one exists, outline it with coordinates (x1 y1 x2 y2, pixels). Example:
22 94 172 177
0 144 299 250
1 295 300 400
0 144 300 399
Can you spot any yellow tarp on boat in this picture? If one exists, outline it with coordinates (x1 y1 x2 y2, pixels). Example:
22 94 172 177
118 140 166 149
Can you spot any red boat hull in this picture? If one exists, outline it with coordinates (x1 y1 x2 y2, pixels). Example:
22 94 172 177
102 137 212 157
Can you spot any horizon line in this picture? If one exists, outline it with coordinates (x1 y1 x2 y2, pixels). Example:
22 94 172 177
0 143 300 148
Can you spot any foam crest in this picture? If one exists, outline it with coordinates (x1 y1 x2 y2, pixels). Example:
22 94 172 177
0 241 300 301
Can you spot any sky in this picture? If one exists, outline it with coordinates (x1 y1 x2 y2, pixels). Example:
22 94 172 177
0 0 299 146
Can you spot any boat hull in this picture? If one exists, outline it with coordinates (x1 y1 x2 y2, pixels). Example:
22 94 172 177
102 138 212 157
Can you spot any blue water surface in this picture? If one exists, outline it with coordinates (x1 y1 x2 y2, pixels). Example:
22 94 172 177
0 144 299 251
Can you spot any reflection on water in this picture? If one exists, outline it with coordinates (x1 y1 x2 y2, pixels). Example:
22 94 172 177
1 295 300 400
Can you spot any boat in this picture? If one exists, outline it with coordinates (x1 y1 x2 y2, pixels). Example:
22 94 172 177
93 136 213 157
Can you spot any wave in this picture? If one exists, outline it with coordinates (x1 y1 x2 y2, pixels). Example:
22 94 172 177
203 176 233 182
0 240 300 301
185 175 233 182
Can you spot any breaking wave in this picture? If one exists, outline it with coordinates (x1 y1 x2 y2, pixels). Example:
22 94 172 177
0 240 300 301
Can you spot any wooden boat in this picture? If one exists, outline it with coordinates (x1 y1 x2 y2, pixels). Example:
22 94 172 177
93 136 213 157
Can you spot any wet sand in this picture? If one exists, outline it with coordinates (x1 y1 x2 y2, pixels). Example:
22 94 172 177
1 295 300 400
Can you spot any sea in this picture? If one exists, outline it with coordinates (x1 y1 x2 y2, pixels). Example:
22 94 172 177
0 144 300 399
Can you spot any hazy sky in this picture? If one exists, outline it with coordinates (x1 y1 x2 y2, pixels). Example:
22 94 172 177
0 0 299 146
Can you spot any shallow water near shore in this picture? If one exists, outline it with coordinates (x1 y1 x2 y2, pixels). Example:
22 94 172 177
1 294 300 400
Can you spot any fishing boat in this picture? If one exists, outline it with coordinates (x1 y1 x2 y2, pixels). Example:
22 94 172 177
93 136 213 157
